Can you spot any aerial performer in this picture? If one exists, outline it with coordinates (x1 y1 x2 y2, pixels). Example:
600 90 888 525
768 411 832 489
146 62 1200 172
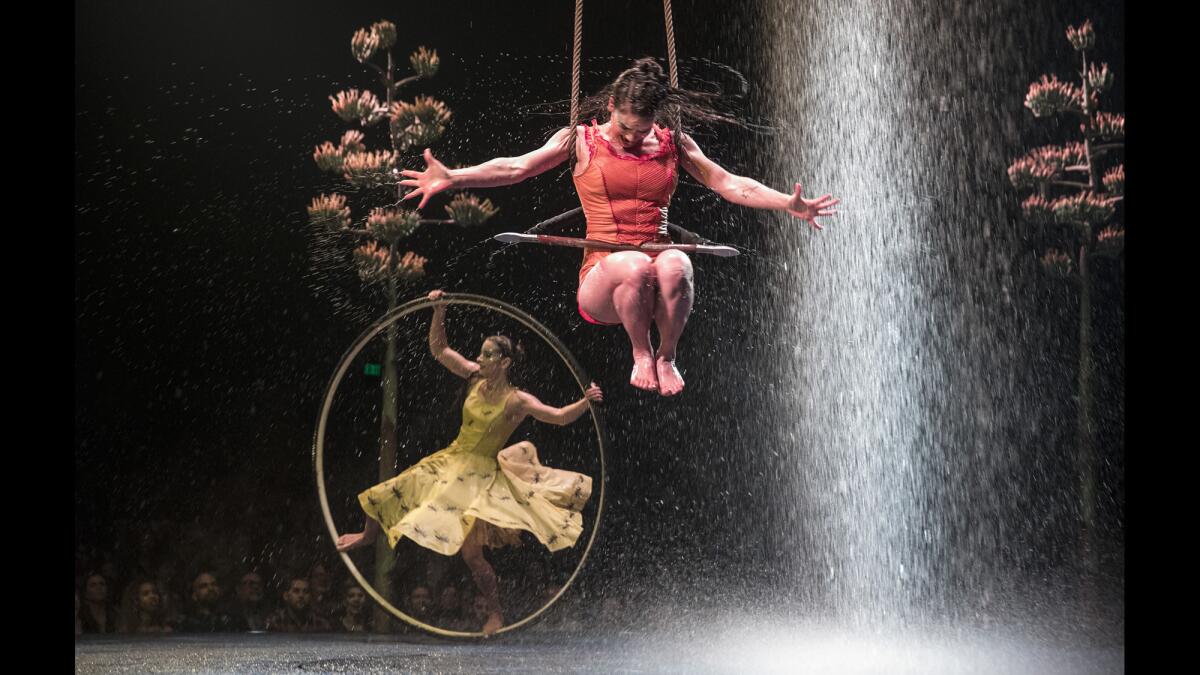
336 290 603 635
399 57 839 396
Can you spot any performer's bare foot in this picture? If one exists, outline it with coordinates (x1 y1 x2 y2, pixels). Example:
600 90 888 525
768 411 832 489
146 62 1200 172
335 531 375 552
482 612 504 635
655 356 685 396
630 352 659 392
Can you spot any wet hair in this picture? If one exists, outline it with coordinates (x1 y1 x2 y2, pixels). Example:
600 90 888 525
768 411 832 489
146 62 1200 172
611 57 672 119
566 57 742 164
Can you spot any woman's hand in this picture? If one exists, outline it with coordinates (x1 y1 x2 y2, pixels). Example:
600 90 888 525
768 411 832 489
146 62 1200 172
583 382 603 403
428 289 448 314
428 290 451 326
400 149 454 210
785 183 840 230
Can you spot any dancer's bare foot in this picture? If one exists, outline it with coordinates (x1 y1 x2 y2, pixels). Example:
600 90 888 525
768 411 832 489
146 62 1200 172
630 352 659 392
482 612 504 636
335 531 375 552
655 356 685 396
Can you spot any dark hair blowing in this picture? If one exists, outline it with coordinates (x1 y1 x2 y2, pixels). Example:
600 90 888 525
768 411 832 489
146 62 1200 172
566 57 741 163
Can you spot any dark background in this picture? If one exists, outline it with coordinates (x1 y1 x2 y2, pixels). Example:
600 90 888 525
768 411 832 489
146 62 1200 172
76 0 1124 620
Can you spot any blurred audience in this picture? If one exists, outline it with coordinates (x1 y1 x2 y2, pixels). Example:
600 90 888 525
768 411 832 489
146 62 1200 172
266 575 331 632
79 571 118 634
118 579 173 633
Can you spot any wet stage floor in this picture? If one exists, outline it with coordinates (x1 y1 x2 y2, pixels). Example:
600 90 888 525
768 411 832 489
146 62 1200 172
75 618 1123 674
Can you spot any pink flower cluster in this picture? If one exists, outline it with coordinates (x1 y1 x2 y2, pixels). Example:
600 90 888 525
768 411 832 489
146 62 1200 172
367 207 420 241
352 241 389 281
396 251 428 280
445 194 499 227
1096 226 1124 249
1021 195 1056 224
1021 191 1115 226
313 131 370 173
1009 143 1091 189
340 130 366 154
351 28 380 63
1066 20 1095 51
1083 112 1124 140
1041 249 1073 275
313 142 343 172
390 96 452 150
342 150 396 188
371 21 397 50
351 21 395 63
330 89 384 125
355 244 427 283
1103 165 1124 196
1025 75 1084 118
1086 62 1112 93
1007 156 1056 189
410 46 440 79
307 193 351 231
1052 191 1115 226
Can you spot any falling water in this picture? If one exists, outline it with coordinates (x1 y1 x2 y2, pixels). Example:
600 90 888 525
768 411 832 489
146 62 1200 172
756 0 1121 634
762 0 932 623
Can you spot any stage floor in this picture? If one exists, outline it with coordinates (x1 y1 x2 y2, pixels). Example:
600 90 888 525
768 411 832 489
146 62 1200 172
75 621 1123 674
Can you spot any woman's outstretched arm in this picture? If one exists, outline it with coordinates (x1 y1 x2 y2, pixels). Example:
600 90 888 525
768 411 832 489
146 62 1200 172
400 128 575 209
677 132 839 230
511 383 603 426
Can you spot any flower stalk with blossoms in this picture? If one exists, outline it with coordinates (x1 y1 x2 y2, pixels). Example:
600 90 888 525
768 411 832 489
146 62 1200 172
305 21 499 632
1007 18 1124 583
1008 19 1124 260
310 20 497 241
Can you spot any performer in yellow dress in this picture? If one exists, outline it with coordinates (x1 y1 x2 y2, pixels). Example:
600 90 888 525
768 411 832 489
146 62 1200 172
336 290 602 634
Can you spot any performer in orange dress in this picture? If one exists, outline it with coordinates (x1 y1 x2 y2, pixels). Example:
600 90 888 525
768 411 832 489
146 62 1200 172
401 58 839 396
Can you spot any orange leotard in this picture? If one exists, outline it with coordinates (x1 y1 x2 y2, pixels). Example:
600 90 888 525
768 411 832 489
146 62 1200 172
572 120 679 288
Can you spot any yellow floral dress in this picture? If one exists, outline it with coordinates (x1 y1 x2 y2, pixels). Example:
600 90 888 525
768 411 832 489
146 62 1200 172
358 378 593 555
